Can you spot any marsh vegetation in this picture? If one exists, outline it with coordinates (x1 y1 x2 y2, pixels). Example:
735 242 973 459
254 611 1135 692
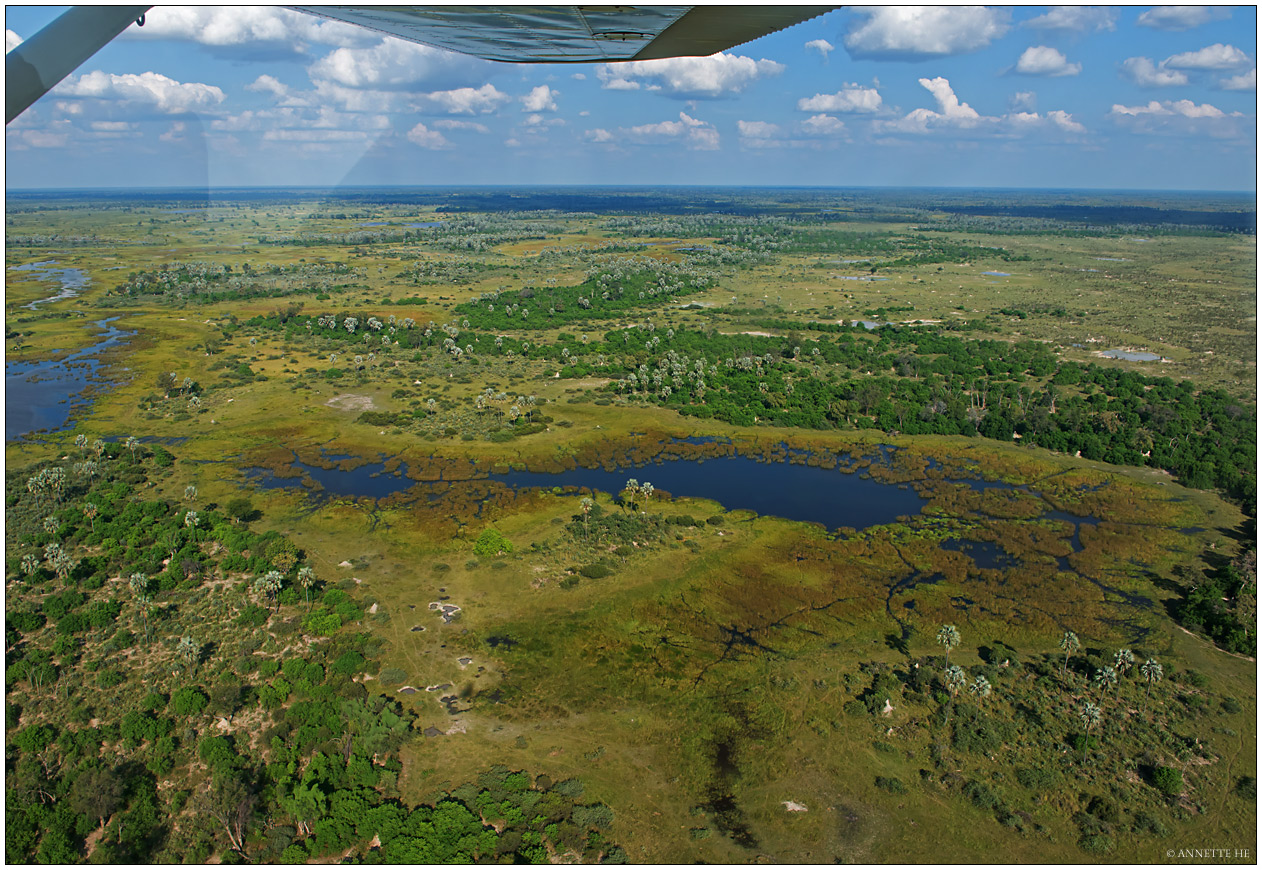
5 187 1255 862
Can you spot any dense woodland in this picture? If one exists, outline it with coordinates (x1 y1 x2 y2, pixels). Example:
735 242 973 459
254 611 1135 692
5 446 624 863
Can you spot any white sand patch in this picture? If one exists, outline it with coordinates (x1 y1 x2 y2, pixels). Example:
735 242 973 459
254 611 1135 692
325 394 375 411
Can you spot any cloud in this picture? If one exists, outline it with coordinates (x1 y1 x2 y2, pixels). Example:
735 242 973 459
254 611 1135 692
800 114 847 136
246 75 289 98
415 84 509 114
263 128 371 142
874 77 1085 139
6 29 22 53
1109 98 1250 138
1136 6 1229 32
598 53 783 98
521 84 558 112
1010 91 1036 111
433 119 490 133
593 111 719 150
1219 68 1257 91
406 122 451 149
1112 99 1227 119
570 72 586 81
159 122 187 143
1121 57 1189 87
1163 43 1252 71
1023 6 1115 33
738 120 781 139
805 39 834 59
124 6 370 52
56 70 226 114
843 7 1009 60
1015 46 1081 77
523 113 564 128
797 85 883 113
7 127 70 149
309 38 485 90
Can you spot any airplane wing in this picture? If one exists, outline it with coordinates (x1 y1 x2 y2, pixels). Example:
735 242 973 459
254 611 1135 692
285 6 834 64
6 5 836 124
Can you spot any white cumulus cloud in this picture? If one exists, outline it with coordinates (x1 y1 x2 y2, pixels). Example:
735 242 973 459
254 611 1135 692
1015 46 1081 77
1108 97 1251 139
800 114 847 136
1163 43 1252 71
598 53 783 98
843 7 1009 60
415 84 509 115
797 85 883 113
56 70 226 114
1023 6 1115 33
125 6 369 50
406 121 451 149
738 120 781 139
246 75 289 98
1136 6 1229 32
310 38 485 90
805 39 834 59
521 85 558 112
1112 99 1226 119
600 111 720 150
1121 57 1189 88
1219 68 1257 91
584 128 615 143
433 119 490 133
1010 91 1036 111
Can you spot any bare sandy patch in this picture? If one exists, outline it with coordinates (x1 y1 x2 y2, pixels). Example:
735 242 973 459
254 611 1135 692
325 394 375 411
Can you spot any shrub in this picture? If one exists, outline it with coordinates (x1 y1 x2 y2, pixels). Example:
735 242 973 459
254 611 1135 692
474 529 513 556
1234 776 1256 801
572 803 614 830
171 686 209 717
1152 766 1183 796
578 564 612 579
875 776 907 794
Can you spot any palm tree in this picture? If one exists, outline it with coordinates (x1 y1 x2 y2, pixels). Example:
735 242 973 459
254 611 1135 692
944 664 966 697
178 635 200 673
184 485 198 502
639 481 654 507
125 435 140 461
1059 630 1081 678
1094 665 1118 695
937 624 961 668
1114 648 1134 677
297 566 317 609
969 675 992 699
1140 659 1163 710
1079 701 1102 763
579 497 594 540
20 553 39 575
83 502 98 533
623 479 640 512
254 570 284 613
130 572 152 643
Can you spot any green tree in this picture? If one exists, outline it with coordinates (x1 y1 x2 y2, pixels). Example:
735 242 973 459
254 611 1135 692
297 566 317 609
1114 648 1134 676
937 624 960 668
968 675 991 699
1094 665 1118 696
1140 659 1163 710
178 635 200 674
254 570 284 613
71 766 124 831
1059 630 1081 678
130 573 152 644
1078 702 1102 763
579 497 594 541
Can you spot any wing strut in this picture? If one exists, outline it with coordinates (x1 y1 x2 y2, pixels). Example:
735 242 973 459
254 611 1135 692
6 5 151 124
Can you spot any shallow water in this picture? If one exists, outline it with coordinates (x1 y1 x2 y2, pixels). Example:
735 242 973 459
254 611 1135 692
10 260 90 309
5 318 132 441
1101 349 1160 362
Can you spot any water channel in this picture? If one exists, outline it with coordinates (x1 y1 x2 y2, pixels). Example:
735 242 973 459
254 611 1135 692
5 318 133 442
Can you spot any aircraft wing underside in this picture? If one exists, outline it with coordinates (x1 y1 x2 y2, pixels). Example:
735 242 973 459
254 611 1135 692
6 5 836 124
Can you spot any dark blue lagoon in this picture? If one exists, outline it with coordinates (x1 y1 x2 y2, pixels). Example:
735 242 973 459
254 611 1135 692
6 319 132 441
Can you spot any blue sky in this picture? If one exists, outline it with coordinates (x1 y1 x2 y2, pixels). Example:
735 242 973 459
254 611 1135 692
5 5 1257 190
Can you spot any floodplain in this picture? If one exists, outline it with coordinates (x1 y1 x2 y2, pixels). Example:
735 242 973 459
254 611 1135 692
4 187 1256 863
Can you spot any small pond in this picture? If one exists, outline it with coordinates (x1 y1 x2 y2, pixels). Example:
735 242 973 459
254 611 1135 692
1101 349 1160 362
981 271 1011 277
6 318 133 441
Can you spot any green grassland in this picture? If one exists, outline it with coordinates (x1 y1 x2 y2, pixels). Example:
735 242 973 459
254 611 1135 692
5 190 1255 863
